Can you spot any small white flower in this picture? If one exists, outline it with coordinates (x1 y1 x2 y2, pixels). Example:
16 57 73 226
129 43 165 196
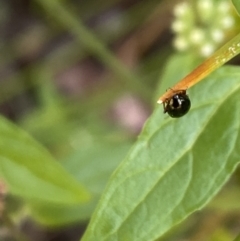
221 16 235 28
172 0 237 57
218 1 231 13
198 0 213 11
173 37 188 51
200 43 215 57
171 20 186 32
190 28 204 44
173 2 190 17
197 0 214 23
211 29 224 43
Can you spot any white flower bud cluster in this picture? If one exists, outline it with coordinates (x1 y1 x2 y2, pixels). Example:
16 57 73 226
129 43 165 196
172 0 238 57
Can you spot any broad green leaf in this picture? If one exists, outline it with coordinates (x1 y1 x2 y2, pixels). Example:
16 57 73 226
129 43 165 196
29 142 131 226
81 55 240 241
0 116 90 205
232 0 240 15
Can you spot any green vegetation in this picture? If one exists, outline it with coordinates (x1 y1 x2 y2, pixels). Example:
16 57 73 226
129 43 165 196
1 0 240 241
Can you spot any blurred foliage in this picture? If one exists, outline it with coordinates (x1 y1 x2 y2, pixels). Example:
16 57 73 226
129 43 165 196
0 0 240 241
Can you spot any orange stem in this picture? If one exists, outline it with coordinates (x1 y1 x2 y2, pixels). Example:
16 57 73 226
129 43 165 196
158 33 240 104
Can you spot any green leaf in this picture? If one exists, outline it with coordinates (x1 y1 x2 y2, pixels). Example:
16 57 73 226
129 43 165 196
232 0 240 15
30 141 131 226
29 200 98 227
81 54 240 241
0 116 90 205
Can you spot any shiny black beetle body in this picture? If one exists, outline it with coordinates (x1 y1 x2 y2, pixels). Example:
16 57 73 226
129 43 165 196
163 90 191 118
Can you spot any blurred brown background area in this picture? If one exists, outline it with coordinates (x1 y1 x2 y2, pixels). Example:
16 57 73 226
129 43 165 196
0 0 176 121
0 0 177 240
0 0 180 151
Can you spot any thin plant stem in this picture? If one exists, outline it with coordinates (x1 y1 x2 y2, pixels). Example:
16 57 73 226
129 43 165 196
35 0 153 101
158 32 240 103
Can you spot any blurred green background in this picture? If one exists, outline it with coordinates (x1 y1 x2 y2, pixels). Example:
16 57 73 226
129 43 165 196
0 0 240 240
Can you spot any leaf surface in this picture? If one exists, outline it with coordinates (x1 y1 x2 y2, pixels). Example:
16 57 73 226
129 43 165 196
30 142 131 226
232 0 240 15
81 54 240 241
0 116 90 205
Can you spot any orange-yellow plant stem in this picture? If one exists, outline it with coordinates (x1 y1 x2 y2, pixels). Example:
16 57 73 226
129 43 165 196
157 33 240 104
